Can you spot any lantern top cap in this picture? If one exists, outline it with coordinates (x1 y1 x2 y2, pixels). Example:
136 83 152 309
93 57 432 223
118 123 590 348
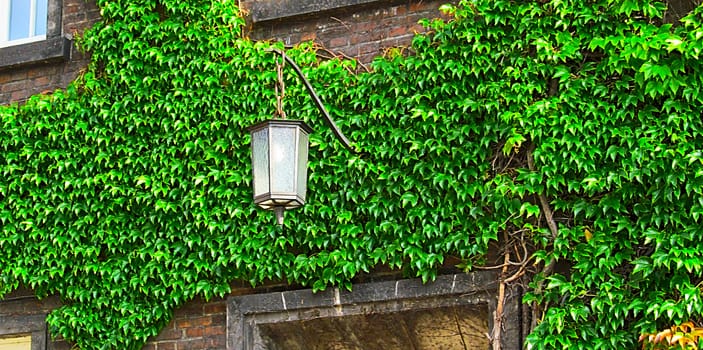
247 119 313 134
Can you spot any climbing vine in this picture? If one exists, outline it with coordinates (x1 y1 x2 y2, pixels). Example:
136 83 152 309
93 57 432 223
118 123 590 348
2 0 703 348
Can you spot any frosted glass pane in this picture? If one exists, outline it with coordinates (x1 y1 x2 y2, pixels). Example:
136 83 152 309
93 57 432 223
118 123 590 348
270 127 296 193
9 0 30 40
252 128 269 197
35 0 47 35
296 129 308 201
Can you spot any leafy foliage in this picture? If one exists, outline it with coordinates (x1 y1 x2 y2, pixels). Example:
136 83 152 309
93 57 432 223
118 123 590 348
2 0 703 349
640 322 703 349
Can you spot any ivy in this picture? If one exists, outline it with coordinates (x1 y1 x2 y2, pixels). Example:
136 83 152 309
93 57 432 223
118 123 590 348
2 0 703 349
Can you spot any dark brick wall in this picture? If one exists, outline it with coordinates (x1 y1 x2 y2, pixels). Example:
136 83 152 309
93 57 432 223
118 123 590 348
143 297 228 350
243 0 449 65
0 0 447 105
0 0 100 105
0 289 71 350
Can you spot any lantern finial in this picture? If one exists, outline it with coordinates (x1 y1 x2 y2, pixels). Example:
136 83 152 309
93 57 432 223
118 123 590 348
274 207 284 226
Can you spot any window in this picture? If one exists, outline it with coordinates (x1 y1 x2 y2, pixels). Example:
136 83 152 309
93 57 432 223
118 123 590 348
0 0 48 48
0 335 32 350
0 0 67 69
227 272 522 349
0 314 46 350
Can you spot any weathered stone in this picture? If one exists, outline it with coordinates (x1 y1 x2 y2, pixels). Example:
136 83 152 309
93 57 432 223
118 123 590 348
258 305 490 350
0 313 48 350
227 272 520 350
247 0 397 23
0 37 71 70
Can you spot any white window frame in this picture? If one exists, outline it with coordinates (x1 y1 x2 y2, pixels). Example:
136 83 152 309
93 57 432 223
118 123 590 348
0 0 48 48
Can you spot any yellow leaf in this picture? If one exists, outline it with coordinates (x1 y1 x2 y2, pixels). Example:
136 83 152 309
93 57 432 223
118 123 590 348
584 228 593 242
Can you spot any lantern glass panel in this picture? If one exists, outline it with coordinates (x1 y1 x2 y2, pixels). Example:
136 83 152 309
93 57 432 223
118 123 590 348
297 128 308 202
251 127 270 198
270 126 297 194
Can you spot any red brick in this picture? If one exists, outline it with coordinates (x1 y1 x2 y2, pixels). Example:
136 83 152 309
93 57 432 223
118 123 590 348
359 53 379 65
203 301 226 315
33 76 52 86
300 32 317 42
395 5 408 15
206 335 227 348
175 318 194 328
175 338 208 350
354 21 377 32
355 40 383 55
9 70 28 82
389 26 409 38
154 327 183 341
185 327 204 338
203 325 226 336
174 299 204 317
176 315 212 329
328 36 349 48
411 23 427 33
155 342 177 350
10 91 29 102
409 2 426 11
64 4 81 14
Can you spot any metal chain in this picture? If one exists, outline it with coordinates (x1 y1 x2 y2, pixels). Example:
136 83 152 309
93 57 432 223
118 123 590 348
265 48 359 153
275 52 286 119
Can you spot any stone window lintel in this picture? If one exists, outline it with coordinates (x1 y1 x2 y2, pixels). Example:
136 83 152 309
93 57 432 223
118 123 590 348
0 0 69 71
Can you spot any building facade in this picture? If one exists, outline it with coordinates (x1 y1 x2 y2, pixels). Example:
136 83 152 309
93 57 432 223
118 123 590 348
0 1 522 349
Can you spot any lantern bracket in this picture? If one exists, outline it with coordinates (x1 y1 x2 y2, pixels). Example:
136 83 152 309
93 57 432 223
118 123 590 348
268 48 359 154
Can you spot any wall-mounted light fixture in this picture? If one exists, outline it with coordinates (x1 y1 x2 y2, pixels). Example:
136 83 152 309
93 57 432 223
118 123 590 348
248 49 357 225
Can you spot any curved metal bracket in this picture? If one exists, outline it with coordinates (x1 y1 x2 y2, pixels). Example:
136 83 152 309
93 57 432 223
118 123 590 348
268 48 358 153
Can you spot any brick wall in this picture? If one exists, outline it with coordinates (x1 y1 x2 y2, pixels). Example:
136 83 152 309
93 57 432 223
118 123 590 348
0 0 448 105
144 298 228 350
140 269 408 349
0 0 100 105
244 0 449 65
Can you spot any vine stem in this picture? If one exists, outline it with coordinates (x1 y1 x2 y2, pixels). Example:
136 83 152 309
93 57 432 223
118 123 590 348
526 146 558 240
491 234 510 350
275 53 286 119
526 144 559 331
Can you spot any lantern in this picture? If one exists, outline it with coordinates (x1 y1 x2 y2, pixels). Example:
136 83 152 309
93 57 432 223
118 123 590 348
248 119 313 225
248 48 357 226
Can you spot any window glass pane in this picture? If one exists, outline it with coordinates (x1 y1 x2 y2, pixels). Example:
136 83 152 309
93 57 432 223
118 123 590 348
252 128 270 198
35 0 48 36
296 129 308 201
270 127 296 193
9 0 31 40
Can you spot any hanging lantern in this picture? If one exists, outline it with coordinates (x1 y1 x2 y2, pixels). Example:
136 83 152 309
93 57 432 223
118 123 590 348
248 48 357 226
248 119 313 225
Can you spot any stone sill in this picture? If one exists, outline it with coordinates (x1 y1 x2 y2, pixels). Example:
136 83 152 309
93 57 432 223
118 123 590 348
247 0 392 23
0 36 71 71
